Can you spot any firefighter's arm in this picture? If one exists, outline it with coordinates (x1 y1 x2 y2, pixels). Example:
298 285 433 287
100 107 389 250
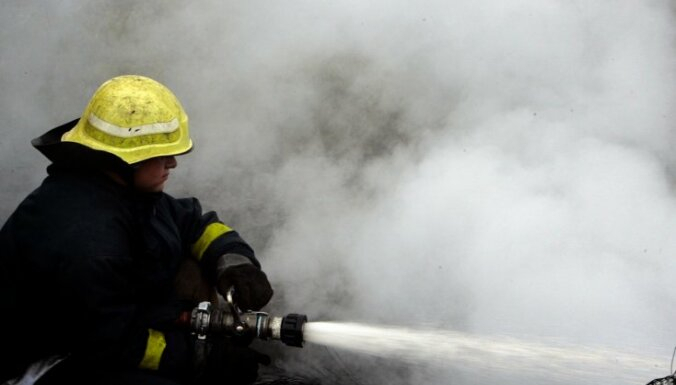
60 251 193 380
170 196 273 310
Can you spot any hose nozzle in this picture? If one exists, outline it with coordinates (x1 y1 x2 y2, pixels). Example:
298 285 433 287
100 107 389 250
184 300 307 348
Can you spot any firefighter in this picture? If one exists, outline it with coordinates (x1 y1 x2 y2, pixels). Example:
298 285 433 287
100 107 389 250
0 75 274 385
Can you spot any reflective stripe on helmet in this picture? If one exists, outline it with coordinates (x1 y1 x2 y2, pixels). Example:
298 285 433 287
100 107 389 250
191 222 233 261
88 113 179 138
138 329 167 371
81 115 183 150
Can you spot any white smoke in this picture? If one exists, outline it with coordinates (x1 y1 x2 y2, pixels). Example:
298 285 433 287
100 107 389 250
1 1 675 384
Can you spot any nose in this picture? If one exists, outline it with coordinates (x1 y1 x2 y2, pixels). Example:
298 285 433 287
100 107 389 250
165 156 177 169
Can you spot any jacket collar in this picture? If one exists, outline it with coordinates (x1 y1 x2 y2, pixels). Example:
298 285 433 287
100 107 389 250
32 119 135 183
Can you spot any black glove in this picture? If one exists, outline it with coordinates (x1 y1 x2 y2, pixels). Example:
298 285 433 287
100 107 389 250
217 264 273 311
203 340 271 385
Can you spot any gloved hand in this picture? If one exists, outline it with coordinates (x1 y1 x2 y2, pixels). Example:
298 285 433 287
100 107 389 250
217 264 273 311
203 340 271 385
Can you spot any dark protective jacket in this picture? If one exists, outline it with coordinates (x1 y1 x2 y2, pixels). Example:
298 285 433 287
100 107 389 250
0 121 259 382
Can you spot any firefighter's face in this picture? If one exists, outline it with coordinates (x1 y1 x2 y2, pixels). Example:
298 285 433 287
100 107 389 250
134 156 177 192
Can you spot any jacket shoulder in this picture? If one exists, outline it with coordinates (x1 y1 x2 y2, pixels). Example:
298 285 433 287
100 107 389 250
5 171 135 257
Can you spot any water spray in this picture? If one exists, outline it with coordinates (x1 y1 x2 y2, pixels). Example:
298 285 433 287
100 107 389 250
302 322 670 385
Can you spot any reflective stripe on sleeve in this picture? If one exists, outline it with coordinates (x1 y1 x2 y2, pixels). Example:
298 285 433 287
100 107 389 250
191 222 233 261
139 329 167 370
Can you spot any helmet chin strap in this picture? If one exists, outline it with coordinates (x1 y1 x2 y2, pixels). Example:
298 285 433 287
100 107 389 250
104 170 128 186
103 165 141 193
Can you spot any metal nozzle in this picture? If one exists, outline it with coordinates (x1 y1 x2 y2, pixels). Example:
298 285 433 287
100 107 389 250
231 311 307 347
186 301 307 348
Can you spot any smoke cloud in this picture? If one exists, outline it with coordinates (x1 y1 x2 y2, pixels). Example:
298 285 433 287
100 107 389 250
1 1 675 384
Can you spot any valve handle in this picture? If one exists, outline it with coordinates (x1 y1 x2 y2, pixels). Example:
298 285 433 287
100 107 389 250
225 286 246 333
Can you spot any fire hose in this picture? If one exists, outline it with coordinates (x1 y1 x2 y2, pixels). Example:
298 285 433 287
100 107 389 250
176 287 307 348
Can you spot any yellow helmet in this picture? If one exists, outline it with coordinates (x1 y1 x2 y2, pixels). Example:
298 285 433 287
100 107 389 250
62 75 193 164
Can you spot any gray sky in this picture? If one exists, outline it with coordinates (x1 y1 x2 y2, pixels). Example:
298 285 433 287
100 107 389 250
1 1 675 384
